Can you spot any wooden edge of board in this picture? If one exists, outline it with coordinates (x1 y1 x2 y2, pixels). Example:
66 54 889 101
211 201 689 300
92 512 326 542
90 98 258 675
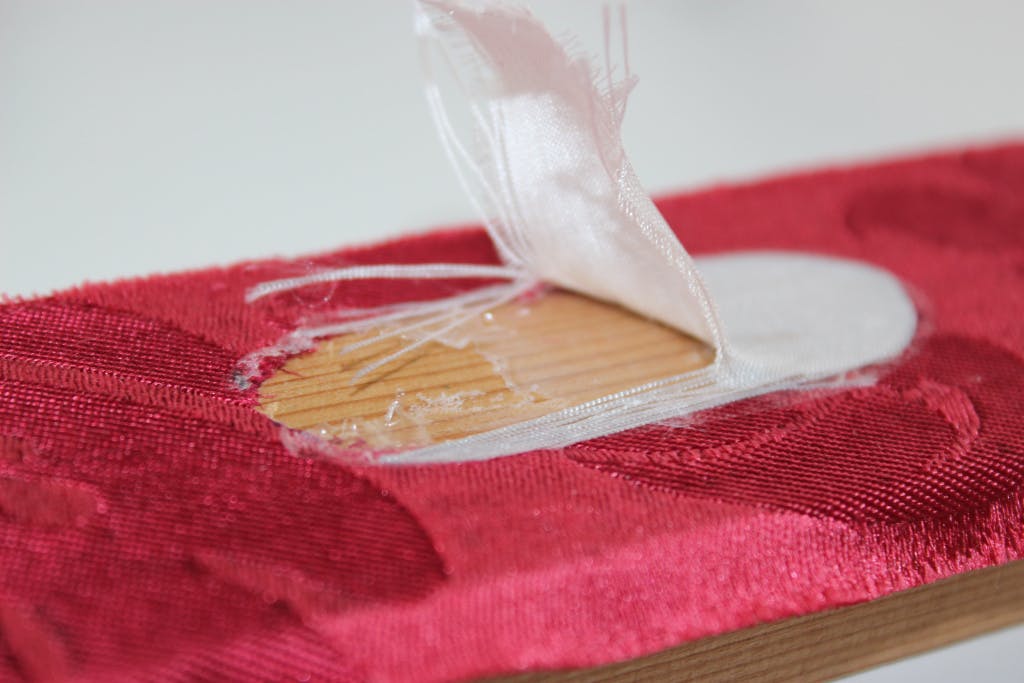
488 559 1024 682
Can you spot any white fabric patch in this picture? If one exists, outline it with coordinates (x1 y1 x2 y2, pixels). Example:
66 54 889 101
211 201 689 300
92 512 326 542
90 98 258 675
699 251 918 381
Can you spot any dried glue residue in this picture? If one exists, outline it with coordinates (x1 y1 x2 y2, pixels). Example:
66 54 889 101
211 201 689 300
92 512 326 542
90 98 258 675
256 290 714 450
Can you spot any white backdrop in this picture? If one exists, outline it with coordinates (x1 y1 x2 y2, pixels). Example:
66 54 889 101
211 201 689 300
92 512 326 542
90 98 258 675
1 1 1022 678
4 1 1024 297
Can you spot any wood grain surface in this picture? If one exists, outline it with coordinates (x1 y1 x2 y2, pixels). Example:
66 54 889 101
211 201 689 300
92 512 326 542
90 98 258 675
258 290 713 447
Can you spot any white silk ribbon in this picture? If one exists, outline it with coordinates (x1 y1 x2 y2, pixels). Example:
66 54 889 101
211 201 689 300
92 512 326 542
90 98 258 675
245 1 917 464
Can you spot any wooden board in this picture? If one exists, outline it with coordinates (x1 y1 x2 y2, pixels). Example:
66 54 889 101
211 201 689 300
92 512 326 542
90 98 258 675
492 559 1024 682
258 290 713 448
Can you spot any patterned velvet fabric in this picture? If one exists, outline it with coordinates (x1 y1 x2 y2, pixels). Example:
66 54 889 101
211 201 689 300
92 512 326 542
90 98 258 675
1 144 1022 682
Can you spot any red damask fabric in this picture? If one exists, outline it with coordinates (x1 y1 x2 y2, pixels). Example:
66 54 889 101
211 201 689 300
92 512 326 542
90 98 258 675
1 144 1022 682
